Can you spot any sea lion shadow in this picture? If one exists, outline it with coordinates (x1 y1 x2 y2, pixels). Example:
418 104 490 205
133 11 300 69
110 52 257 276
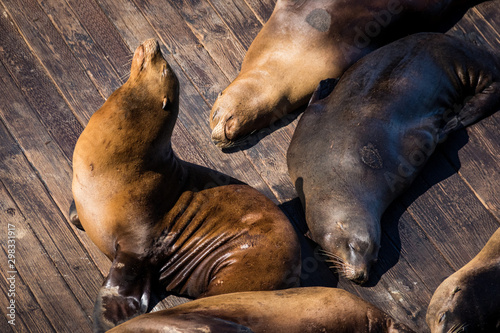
222 106 306 153
279 198 340 288
365 129 469 287
148 290 192 313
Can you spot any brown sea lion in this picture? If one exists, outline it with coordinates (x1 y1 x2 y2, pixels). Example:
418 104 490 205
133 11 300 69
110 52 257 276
287 33 500 284
426 227 500 332
209 0 484 148
71 39 301 332
108 287 415 332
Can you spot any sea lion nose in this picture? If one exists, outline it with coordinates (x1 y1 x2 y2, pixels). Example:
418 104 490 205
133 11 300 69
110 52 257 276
224 115 238 140
211 114 238 148
211 118 228 147
349 269 369 285
142 39 161 57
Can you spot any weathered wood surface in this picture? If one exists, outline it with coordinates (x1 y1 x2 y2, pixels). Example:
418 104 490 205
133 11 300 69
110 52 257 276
0 0 498 332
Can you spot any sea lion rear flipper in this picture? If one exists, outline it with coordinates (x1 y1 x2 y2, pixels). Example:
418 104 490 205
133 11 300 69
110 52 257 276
441 81 500 138
93 248 152 333
68 200 84 231
309 78 339 105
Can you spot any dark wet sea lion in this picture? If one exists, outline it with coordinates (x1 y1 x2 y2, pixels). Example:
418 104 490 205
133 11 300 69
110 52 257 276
108 287 415 333
287 33 500 284
209 0 484 148
71 39 301 332
426 227 500 332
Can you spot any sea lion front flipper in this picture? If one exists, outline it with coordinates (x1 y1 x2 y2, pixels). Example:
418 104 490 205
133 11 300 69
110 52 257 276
68 200 84 231
93 248 152 333
309 78 339 105
441 81 500 139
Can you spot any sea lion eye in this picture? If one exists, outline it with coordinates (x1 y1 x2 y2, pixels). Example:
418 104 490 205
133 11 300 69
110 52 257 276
438 312 446 323
162 66 168 78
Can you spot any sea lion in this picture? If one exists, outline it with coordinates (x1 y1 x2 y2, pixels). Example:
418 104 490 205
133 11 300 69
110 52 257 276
108 287 415 332
209 0 484 148
71 39 301 332
287 33 500 284
426 227 500 332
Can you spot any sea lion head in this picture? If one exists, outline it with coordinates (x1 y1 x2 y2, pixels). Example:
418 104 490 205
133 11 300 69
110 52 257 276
118 38 179 138
426 269 500 333
307 201 380 284
209 71 288 148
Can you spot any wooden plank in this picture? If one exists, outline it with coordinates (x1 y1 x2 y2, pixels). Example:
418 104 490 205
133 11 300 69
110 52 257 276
207 0 264 50
0 56 111 277
0 184 55 333
403 152 499 270
35 0 123 98
445 3 500 221
61 0 132 82
0 308 16 333
0 2 84 159
0 131 96 332
169 0 247 80
0 0 103 124
384 205 455 292
440 119 500 221
244 0 275 23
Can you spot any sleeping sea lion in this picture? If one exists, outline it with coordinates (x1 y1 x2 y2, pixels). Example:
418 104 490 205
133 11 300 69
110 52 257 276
108 287 415 333
71 39 301 332
426 227 500 332
209 0 484 148
287 32 500 284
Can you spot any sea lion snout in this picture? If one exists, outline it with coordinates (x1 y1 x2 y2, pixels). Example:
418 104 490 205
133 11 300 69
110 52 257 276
318 231 378 284
135 38 161 64
130 39 166 78
210 110 236 148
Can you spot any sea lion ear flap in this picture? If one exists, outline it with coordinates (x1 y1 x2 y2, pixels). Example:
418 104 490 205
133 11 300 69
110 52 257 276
309 78 339 105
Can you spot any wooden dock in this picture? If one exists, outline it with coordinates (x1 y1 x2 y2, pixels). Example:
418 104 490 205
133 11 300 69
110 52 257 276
0 0 499 332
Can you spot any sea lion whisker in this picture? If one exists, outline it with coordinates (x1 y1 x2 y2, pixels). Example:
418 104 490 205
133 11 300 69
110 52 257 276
320 251 344 264
449 323 468 333
119 71 131 82
324 258 343 264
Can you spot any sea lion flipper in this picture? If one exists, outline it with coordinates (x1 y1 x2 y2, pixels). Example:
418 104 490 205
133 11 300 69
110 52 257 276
442 81 500 137
68 200 84 231
309 78 339 105
93 249 152 332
